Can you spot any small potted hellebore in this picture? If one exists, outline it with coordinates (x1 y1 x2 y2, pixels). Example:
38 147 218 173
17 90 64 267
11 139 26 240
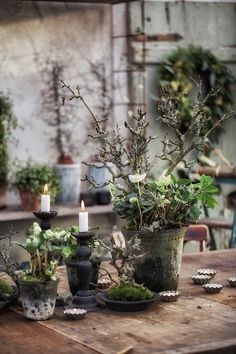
16 223 62 320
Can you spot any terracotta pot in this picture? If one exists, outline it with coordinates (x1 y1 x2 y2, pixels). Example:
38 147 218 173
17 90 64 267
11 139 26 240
0 183 7 209
19 190 40 211
123 228 186 293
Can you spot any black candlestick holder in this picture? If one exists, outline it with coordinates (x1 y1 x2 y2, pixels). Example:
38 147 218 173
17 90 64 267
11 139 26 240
33 210 58 230
69 231 100 312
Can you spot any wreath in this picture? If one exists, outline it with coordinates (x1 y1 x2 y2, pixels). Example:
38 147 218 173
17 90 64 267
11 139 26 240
159 46 235 141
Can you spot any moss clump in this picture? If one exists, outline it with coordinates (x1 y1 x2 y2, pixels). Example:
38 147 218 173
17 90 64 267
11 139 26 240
107 284 153 302
0 277 14 298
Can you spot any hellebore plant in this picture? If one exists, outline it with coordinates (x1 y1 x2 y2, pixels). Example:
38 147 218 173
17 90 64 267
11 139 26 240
61 80 233 232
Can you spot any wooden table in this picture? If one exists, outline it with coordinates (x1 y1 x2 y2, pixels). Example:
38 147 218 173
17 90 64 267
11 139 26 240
1 250 236 354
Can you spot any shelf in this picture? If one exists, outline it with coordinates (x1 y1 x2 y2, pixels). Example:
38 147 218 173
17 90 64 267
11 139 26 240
0 204 114 222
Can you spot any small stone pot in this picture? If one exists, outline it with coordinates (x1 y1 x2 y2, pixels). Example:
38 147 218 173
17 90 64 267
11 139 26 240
18 279 59 321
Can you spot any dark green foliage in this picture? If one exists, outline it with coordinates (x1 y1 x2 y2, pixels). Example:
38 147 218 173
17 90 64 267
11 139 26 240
0 93 16 184
160 46 235 140
114 174 217 231
14 163 60 199
108 284 153 301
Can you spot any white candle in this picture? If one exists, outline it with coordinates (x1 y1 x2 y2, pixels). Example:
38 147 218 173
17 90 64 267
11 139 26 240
41 184 50 212
79 200 88 232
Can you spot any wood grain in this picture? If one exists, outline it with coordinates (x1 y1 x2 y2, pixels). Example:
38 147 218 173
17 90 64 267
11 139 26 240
2 250 236 354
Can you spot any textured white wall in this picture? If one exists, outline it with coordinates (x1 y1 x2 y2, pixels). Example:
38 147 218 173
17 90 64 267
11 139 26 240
0 2 111 203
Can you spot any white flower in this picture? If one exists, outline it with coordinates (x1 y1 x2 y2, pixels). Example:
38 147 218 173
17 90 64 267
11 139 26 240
128 173 146 183
32 222 41 236
45 230 54 238
158 173 172 186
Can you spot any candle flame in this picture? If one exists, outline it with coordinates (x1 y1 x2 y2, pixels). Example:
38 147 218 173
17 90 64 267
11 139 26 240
43 184 48 194
81 200 85 212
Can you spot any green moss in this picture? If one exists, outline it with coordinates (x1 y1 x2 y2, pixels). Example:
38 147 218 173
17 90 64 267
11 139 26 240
107 284 153 302
0 277 14 296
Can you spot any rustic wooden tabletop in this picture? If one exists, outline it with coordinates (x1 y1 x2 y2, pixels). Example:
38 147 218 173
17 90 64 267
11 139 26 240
1 249 236 354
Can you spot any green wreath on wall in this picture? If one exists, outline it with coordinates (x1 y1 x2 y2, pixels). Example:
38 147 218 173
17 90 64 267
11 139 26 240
159 46 235 141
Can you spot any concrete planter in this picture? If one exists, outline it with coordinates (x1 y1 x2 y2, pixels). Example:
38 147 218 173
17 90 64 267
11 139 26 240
55 163 81 204
18 279 59 321
123 228 186 293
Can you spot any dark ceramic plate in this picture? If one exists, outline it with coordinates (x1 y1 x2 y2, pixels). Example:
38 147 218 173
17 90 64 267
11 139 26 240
98 292 160 312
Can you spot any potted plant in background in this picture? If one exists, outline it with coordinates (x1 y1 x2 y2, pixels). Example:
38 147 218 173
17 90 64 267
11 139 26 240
61 81 232 293
15 222 63 320
0 92 17 208
14 162 60 211
40 61 83 205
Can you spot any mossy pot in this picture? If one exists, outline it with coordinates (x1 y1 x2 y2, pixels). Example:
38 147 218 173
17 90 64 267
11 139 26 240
18 278 59 321
123 228 186 293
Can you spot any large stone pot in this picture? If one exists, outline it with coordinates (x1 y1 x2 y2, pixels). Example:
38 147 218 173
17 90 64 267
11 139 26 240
123 228 186 293
18 279 59 320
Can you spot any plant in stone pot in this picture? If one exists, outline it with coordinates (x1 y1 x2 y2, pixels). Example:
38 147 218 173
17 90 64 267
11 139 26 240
60 226 101 294
13 163 60 211
15 222 63 320
61 81 233 293
41 61 84 204
0 92 17 208
98 233 158 312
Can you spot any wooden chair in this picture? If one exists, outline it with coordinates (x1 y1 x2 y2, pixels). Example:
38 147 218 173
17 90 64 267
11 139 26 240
184 224 209 252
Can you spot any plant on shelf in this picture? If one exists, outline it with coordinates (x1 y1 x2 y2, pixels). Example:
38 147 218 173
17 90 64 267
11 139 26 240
0 92 17 208
159 46 235 141
15 222 65 320
61 80 233 293
13 162 60 211
40 61 83 204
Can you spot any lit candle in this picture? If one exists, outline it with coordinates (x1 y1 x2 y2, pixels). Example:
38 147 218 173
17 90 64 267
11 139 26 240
79 200 88 232
41 184 50 212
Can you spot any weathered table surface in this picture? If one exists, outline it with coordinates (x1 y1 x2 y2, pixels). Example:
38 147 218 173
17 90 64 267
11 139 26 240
1 249 236 354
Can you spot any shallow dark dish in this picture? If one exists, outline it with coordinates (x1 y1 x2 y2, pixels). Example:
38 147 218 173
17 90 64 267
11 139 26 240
228 277 236 287
0 287 18 312
98 292 160 312
197 269 216 279
202 283 223 294
191 275 211 285
160 291 180 302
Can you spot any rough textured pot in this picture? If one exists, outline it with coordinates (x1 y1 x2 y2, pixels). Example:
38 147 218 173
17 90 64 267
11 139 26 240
0 183 7 209
66 257 101 295
18 279 59 320
123 228 186 293
19 190 40 211
55 163 81 204
99 292 160 312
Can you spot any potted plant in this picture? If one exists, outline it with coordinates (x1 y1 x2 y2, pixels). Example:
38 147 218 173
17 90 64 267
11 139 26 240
0 92 17 208
41 62 82 204
15 222 63 320
13 162 60 211
98 233 159 312
61 81 232 293
58 226 101 294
